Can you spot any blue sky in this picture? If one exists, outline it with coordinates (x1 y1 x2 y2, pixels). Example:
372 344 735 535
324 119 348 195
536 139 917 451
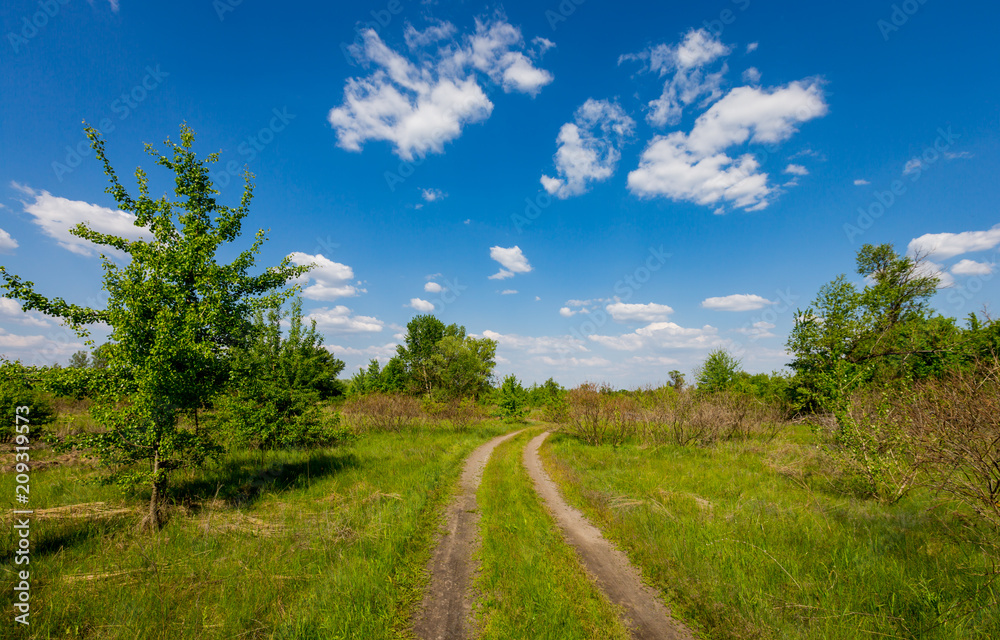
1 0 998 386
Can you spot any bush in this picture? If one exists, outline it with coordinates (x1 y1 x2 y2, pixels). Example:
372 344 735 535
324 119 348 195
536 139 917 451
497 374 528 423
0 360 55 442
340 393 422 432
214 387 347 450
422 397 485 429
563 383 641 445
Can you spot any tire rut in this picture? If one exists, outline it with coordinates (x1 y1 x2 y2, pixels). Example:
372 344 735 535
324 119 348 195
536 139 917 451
523 431 696 640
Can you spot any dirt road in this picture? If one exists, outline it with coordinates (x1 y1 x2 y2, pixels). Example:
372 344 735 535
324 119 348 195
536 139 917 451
523 431 696 640
412 429 524 640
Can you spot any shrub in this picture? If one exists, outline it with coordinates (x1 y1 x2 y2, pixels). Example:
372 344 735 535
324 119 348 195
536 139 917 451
340 393 423 432
214 387 347 450
497 374 529 423
564 383 640 445
0 360 55 442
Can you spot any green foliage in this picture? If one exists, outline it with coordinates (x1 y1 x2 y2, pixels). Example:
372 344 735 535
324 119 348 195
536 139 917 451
0 360 55 441
216 298 347 449
396 314 497 398
68 350 90 368
348 357 406 396
0 123 308 529
497 374 528 423
668 369 686 391
696 348 743 393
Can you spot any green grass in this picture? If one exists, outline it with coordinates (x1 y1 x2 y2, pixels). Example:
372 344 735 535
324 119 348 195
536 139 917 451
1 421 510 639
541 426 1000 640
474 428 631 640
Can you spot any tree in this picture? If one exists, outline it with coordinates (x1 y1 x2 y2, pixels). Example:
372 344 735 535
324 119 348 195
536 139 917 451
497 374 528 422
90 342 111 369
396 315 446 395
0 123 308 529
787 243 941 411
68 350 90 369
696 349 742 393
667 370 686 391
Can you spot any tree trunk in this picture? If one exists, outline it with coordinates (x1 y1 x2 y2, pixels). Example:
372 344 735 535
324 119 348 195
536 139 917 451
146 450 167 531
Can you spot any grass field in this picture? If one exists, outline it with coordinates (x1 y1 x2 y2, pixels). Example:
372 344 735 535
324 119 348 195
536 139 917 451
473 428 630 639
1 421 509 639
540 425 1000 640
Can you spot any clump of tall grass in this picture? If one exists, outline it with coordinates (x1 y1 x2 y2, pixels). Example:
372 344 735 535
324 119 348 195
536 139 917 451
340 393 423 432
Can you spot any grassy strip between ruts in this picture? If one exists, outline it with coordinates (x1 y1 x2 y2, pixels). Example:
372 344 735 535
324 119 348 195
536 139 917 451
0 421 509 639
473 427 631 640
539 426 1000 640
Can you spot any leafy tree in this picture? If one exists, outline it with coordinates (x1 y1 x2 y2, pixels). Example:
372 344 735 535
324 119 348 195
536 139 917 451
90 342 111 369
696 348 743 393
787 243 940 412
0 360 55 442
348 357 406 396
497 374 528 422
430 329 496 399
396 315 446 395
68 350 90 369
667 370 686 391
0 123 308 529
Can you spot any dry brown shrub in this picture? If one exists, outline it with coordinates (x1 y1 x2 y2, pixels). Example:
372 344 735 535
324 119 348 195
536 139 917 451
642 391 786 446
422 398 485 429
564 383 641 445
340 393 422 433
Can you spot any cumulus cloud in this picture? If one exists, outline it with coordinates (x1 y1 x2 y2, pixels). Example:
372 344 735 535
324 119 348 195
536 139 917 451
0 228 17 253
327 342 399 361
541 99 635 199
622 29 730 127
627 81 827 211
0 298 50 327
0 327 85 361
305 306 383 333
732 320 776 338
902 158 923 175
742 67 761 84
424 281 443 293
908 225 1000 259
329 15 552 160
784 163 808 176
480 329 586 354
288 252 363 301
853 179 870 186
701 294 776 311
500 289 518 295
951 259 993 276
588 321 723 351
488 245 532 279
606 301 674 322
12 182 150 257
421 188 446 202
538 355 611 368
409 298 436 312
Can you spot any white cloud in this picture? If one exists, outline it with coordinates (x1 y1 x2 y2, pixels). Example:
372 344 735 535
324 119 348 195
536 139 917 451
0 298 50 327
742 67 761 84
327 342 399 362
622 29 730 127
853 179 870 186
0 327 85 363
538 355 611 368
305 306 384 333
424 281 443 293
500 289 518 295
627 81 827 211
481 329 587 354
409 298 436 312
606 301 674 322
421 188 446 202
588 321 723 351
541 99 635 199
944 151 973 160
913 260 954 288
489 245 532 279
0 228 17 253
951 259 993 276
701 294 775 311
288 252 362 301
784 163 808 176
746 42 759 53
559 306 577 317
902 158 923 176
732 320 776 338
12 182 150 257
329 15 552 160
908 225 1000 259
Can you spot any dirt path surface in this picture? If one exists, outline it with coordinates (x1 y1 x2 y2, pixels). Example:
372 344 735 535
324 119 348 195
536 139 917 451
413 429 524 640
524 431 696 640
